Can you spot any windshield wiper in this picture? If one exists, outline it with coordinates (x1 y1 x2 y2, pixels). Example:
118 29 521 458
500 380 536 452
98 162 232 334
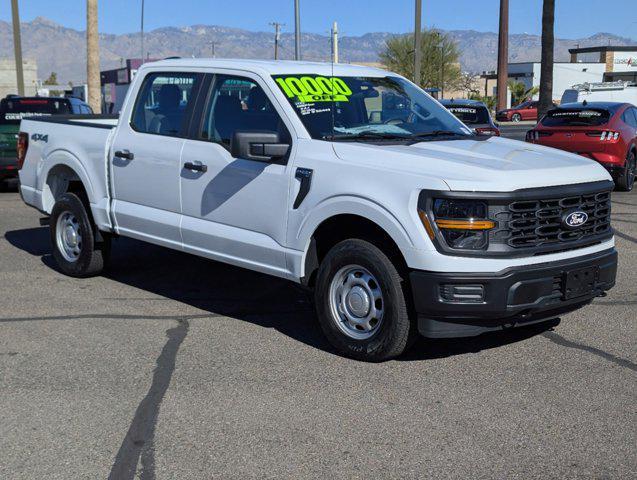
327 131 412 141
410 130 470 139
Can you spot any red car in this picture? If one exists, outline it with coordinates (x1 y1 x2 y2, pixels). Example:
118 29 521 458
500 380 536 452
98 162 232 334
496 100 540 122
526 102 637 191
496 100 559 122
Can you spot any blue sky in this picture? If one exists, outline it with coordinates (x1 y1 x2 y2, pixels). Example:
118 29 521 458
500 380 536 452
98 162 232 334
3 0 636 39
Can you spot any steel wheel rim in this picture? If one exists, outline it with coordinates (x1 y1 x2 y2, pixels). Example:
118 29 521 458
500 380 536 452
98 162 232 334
56 211 82 262
328 265 384 340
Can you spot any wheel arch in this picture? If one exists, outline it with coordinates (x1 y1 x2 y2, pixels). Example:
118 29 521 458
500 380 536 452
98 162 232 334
300 212 413 288
39 151 95 214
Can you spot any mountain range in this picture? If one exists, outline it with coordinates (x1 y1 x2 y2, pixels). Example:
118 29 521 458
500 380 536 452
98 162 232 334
1 16 635 84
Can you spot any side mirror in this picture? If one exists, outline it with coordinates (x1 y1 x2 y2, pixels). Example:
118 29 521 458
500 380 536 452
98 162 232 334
231 131 290 162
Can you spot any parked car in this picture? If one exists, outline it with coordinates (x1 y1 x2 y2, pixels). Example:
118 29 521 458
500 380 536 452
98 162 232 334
526 102 637 191
496 100 556 123
562 81 637 105
0 95 92 187
439 99 500 136
16 59 617 361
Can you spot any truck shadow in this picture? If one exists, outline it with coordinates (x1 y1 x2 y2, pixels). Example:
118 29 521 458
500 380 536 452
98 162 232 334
5 226 559 361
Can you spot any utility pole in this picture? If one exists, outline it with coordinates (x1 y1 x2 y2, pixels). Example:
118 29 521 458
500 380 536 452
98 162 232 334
11 0 25 96
331 21 339 63
209 41 216 58
87 0 101 113
294 0 301 60
414 0 422 86
141 0 145 64
270 23 283 60
496 0 509 111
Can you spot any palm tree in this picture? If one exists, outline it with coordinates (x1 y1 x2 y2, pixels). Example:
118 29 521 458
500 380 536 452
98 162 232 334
507 80 539 106
538 0 555 117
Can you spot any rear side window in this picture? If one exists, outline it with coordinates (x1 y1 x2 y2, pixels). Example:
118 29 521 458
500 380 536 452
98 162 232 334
540 109 610 127
622 108 637 128
198 75 290 146
445 105 490 124
0 98 71 124
131 72 199 137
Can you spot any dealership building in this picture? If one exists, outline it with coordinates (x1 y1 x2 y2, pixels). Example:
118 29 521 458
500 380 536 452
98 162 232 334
481 45 637 105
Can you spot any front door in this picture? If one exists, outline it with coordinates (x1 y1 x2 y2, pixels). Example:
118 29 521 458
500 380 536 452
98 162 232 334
110 71 201 247
179 73 295 277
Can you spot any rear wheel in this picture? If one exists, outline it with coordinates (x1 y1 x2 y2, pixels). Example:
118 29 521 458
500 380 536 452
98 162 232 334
314 239 416 361
50 192 110 277
511 113 522 122
616 150 635 192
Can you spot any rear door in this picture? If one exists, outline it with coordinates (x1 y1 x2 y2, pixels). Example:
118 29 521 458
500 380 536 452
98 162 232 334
179 72 295 277
523 101 539 120
110 71 203 247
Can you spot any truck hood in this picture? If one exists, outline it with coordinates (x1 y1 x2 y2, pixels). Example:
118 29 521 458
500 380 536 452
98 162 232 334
332 136 612 192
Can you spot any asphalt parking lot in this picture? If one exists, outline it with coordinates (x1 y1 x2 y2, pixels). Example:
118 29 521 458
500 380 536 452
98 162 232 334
1 141 635 478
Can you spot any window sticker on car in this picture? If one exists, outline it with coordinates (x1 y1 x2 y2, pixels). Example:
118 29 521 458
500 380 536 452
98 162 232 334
274 76 353 103
3 112 51 121
550 110 602 118
448 107 477 114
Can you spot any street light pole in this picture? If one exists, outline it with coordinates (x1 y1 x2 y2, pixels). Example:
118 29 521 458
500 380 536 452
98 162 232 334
10 0 25 96
414 0 422 86
496 0 509 111
294 0 301 60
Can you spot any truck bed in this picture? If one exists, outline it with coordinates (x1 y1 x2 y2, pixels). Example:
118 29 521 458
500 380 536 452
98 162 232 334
18 114 120 232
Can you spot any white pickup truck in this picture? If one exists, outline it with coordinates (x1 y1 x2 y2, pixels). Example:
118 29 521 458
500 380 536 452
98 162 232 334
17 59 617 361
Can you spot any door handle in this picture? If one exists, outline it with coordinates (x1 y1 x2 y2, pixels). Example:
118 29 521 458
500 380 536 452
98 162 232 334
184 161 208 173
114 149 134 160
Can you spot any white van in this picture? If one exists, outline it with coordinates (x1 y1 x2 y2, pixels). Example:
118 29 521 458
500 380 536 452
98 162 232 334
562 81 637 105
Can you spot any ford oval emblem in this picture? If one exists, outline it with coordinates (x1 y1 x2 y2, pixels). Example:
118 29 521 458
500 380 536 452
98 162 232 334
563 211 588 229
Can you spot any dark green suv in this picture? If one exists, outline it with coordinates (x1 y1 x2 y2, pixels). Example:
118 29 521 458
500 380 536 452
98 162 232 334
0 95 92 187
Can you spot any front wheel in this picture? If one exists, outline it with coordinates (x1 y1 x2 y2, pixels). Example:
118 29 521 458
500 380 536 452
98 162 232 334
511 113 522 122
616 150 635 192
50 192 110 277
314 239 416 361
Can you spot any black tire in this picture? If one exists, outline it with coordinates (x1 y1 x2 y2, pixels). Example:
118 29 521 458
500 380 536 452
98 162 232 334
511 113 522 122
616 150 635 192
314 239 416 361
50 192 110 277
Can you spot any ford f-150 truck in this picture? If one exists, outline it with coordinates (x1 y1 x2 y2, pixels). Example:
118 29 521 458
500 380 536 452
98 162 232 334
17 59 617 361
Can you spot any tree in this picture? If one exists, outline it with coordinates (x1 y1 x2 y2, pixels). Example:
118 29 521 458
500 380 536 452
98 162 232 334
507 80 539 106
380 28 462 93
43 72 62 96
469 93 497 112
457 72 481 98
538 0 555 117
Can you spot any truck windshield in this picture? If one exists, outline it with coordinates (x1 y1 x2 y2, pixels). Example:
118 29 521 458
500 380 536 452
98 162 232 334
272 75 472 141
0 97 71 125
541 109 610 127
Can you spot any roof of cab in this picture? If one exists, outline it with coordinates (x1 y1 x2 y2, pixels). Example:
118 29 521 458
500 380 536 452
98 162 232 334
139 58 391 77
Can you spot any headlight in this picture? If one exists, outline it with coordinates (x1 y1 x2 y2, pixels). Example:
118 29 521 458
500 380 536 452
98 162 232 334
424 199 495 250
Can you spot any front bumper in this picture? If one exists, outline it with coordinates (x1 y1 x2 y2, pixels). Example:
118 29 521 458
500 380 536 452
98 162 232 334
410 248 617 338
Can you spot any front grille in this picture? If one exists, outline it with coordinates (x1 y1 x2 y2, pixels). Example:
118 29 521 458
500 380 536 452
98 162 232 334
491 189 612 253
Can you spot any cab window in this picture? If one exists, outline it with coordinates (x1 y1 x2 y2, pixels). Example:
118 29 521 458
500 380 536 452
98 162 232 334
199 75 290 147
131 72 199 137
